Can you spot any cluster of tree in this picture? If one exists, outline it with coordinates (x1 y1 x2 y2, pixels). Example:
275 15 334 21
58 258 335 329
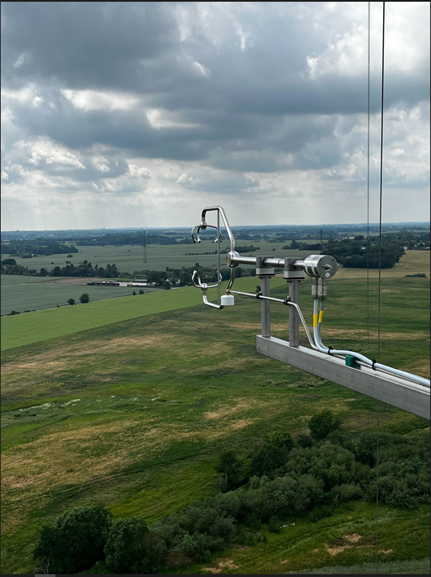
1 241 78 257
43 261 119 278
1 260 37 275
129 265 255 286
0 260 119 278
73 232 194 246
381 231 430 250
33 411 429 573
324 236 405 268
68 294 90 305
282 240 324 250
185 245 260 256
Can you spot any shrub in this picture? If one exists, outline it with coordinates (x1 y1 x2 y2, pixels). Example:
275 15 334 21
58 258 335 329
268 515 281 533
308 504 335 523
178 533 224 563
296 433 314 448
33 506 112 574
309 410 343 441
331 483 363 502
250 443 290 477
79 293 90 303
104 517 150 573
215 450 245 492
67 298 75 306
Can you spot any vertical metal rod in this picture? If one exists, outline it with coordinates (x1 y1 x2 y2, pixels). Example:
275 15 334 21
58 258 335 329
289 280 299 347
217 210 221 305
260 276 271 338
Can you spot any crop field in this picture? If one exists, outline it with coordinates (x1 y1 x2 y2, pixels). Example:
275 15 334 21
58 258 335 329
0 275 161 316
1 241 315 274
1 256 430 574
1 248 429 317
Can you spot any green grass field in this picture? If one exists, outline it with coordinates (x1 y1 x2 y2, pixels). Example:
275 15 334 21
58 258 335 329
1 241 313 315
1 253 429 574
0 274 162 316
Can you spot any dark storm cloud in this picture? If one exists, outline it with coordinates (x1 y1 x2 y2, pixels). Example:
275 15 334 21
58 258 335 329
1 2 178 90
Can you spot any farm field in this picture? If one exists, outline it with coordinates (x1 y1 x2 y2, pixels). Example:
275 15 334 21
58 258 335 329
1 249 429 317
1 255 429 574
1 241 315 274
0 275 160 316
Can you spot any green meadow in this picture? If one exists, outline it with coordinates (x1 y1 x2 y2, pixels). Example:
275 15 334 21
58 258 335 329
0 274 162 316
1 242 312 316
1 252 429 574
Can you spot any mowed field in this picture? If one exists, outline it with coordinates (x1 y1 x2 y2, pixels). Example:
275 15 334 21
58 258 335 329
1 254 430 574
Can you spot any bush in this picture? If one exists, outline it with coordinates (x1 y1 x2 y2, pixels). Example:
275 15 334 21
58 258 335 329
309 410 343 441
179 533 224 563
104 517 150 573
268 515 281 533
215 450 245 492
33 506 112 574
308 504 335 523
296 433 314 448
79 293 90 304
67 298 75 305
331 483 363 502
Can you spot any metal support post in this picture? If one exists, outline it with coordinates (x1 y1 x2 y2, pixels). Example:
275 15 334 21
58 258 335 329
288 280 300 347
260 276 271 337
256 257 274 339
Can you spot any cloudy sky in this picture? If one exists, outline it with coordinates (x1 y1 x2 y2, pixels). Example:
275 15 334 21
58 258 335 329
1 2 429 231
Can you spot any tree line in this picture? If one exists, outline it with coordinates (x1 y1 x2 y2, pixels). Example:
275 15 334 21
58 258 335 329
324 236 406 268
1 241 78 257
33 410 429 573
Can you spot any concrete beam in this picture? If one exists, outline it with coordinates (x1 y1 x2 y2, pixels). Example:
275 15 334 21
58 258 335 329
256 335 430 420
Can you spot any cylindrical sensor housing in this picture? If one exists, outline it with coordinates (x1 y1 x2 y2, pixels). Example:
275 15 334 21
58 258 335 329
221 294 235 306
318 278 327 300
303 255 338 279
311 277 318 299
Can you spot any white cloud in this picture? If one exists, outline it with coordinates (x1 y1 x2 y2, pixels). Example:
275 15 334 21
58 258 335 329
24 139 85 169
176 172 194 184
307 2 430 79
13 52 30 68
93 156 110 173
191 60 211 78
128 163 151 178
146 108 199 130
1 84 43 107
61 89 141 111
